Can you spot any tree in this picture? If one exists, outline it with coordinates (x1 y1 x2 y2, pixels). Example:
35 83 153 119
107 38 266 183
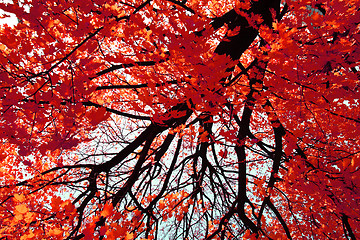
0 0 359 239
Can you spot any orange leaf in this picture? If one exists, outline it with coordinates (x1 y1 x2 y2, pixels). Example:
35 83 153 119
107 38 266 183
101 203 114 217
158 199 165 210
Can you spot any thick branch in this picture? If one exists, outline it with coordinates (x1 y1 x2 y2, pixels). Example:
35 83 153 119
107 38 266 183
83 101 151 120
92 60 166 79
96 80 177 90
342 214 356 240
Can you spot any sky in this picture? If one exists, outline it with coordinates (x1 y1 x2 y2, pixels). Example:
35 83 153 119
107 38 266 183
0 7 17 26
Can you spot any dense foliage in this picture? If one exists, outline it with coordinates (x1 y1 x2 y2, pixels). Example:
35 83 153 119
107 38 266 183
0 0 359 239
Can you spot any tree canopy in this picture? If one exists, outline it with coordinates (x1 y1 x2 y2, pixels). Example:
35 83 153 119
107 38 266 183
0 0 359 239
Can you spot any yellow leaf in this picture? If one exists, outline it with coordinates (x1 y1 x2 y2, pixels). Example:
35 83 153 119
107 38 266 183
49 228 63 236
20 230 34 240
24 212 35 223
14 213 23 221
125 232 134 240
14 193 25 202
15 204 28 214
